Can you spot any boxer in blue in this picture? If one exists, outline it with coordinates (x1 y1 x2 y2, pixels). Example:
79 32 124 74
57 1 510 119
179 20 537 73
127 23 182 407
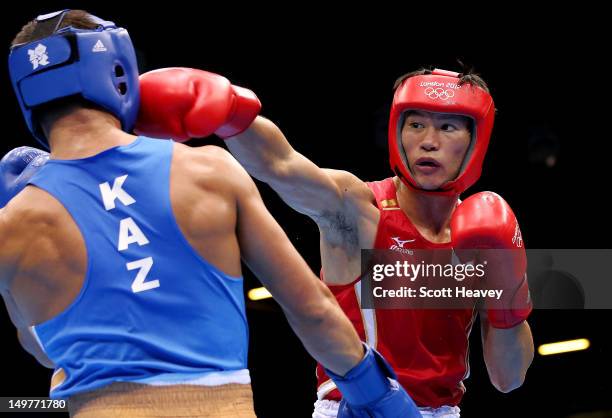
0 9 421 418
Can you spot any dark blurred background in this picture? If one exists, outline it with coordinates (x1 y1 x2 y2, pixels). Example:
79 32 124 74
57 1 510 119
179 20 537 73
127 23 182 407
1 2 610 417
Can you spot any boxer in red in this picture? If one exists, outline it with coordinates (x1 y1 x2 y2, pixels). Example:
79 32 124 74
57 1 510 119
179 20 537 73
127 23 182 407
136 67 535 418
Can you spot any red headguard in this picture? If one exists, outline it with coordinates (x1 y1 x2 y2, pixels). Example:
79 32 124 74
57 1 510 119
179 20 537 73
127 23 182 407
388 69 495 195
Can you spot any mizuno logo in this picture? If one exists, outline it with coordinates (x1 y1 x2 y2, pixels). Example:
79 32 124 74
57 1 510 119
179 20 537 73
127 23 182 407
390 237 416 248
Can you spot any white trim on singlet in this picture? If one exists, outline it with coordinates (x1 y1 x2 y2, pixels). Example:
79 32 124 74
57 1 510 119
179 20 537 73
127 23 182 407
29 325 49 356
461 307 478 382
134 369 251 386
316 281 379 401
355 281 377 348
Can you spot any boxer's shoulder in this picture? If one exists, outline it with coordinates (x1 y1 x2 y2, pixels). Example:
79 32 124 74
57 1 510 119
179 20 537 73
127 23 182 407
3 185 62 223
0 186 67 252
171 142 255 204
173 143 241 175
0 182 86 291
174 141 230 159
322 169 374 209
0 188 54 286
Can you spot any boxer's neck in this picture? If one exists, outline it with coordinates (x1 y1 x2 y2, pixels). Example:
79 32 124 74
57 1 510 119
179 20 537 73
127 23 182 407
394 177 459 239
44 107 135 160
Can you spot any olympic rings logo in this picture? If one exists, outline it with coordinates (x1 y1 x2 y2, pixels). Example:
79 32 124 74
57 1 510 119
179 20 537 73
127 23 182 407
424 87 455 101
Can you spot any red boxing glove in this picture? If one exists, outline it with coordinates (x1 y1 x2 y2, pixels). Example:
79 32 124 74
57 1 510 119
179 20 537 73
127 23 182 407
451 192 532 328
135 67 261 141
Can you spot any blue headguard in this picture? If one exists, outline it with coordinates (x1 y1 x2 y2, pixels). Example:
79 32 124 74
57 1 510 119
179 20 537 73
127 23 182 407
8 10 140 148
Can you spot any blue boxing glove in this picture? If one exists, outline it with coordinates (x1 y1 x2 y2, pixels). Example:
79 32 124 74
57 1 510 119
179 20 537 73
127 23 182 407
0 147 49 207
326 344 422 418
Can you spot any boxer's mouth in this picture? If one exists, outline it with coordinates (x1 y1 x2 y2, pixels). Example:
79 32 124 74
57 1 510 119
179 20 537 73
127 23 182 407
415 158 441 167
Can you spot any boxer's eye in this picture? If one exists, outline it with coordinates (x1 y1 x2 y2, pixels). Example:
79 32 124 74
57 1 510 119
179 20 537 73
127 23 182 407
441 123 457 132
408 122 424 129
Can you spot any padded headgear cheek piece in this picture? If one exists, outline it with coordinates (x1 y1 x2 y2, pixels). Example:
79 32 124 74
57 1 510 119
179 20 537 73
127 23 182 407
8 9 140 149
388 69 495 195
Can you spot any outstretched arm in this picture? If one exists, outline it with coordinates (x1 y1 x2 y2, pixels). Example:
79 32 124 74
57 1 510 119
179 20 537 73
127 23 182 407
227 116 360 219
222 151 363 375
225 152 421 416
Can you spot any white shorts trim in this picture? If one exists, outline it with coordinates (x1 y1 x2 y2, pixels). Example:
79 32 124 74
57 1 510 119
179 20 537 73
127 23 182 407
316 380 338 400
313 399 461 418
